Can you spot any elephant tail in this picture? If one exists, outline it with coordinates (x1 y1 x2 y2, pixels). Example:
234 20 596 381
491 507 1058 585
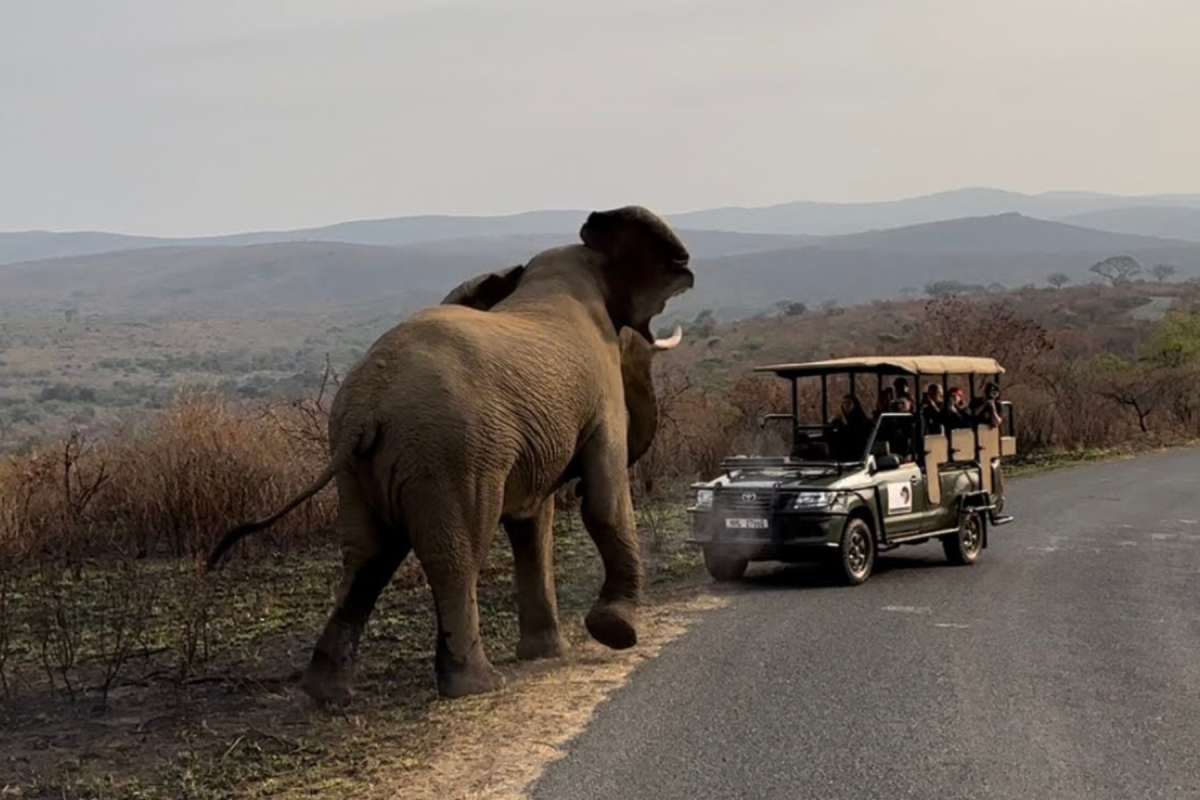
205 430 369 570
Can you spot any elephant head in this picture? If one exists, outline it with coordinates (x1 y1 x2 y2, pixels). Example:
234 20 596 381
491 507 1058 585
578 206 694 343
441 261 684 467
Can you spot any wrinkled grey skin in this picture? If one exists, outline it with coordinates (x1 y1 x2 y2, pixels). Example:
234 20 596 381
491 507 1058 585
208 206 693 702
442 263 681 468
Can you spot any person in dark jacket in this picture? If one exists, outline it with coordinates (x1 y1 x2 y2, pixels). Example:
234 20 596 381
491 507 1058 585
875 386 895 417
922 384 946 434
971 382 1003 428
830 394 873 460
943 386 968 429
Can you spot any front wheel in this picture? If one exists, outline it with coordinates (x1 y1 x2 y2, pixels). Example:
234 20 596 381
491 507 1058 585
832 517 875 586
942 512 984 566
704 549 748 582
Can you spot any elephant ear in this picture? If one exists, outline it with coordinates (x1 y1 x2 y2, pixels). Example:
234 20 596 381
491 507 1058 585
580 206 689 268
441 265 527 311
579 206 694 342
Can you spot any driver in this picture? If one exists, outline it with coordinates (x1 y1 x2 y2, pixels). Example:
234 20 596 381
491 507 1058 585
830 394 872 460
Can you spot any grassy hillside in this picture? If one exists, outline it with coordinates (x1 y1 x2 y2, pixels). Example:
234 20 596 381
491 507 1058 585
5 215 1200 320
2 278 1196 454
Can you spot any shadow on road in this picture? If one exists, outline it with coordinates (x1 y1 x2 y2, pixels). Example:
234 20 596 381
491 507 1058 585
708 549 953 594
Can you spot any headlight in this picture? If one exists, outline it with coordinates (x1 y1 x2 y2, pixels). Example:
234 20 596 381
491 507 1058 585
791 491 840 510
695 489 714 510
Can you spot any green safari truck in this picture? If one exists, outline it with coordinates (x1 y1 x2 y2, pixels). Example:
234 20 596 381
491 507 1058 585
687 355 1017 585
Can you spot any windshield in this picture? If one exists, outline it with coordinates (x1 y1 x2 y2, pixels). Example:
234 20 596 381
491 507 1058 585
788 413 919 465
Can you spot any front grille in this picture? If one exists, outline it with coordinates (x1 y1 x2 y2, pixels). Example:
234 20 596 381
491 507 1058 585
715 490 776 514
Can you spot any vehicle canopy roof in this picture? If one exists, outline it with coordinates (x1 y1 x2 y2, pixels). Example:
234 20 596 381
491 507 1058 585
755 355 1005 379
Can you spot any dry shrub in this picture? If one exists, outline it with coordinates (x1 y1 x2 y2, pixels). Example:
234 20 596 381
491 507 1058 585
105 392 335 559
0 391 337 566
0 391 339 701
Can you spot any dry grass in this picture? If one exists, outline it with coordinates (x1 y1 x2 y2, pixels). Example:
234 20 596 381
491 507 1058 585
0 385 702 798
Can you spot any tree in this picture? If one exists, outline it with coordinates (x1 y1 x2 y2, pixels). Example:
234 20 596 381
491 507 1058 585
690 309 716 337
1047 273 1071 289
924 280 984 298
1089 255 1141 287
1150 263 1178 283
1151 311 1200 368
1093 354 1163 434
774 300 807 317
907 296 1055 389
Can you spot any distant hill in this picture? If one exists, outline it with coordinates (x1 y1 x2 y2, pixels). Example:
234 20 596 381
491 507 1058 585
7 188 1200 265
669 188 1200 236
0 223 807 268
817 212 1194 254
0 242 497 315
6 213 1200 320
1058 206 1200 243
0 231 170 265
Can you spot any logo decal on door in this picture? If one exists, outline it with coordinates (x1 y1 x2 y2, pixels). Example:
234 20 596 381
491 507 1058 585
887 482 913 515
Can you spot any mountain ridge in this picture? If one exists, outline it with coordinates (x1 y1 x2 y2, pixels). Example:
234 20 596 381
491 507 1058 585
6 212 1200 320
6 187 1200 266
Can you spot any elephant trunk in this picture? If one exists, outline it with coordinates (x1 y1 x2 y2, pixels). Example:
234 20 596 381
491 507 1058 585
622 326 682 466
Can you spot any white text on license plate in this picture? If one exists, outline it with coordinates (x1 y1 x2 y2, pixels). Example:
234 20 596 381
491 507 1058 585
725 518 769 529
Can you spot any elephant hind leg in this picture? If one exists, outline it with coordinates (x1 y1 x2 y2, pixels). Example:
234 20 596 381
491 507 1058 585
504 499 566 661
406 486 505 699
302 474 408 707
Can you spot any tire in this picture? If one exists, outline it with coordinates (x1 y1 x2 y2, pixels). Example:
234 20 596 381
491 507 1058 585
704 549 748 582
942 511 984 566
832 517 875 586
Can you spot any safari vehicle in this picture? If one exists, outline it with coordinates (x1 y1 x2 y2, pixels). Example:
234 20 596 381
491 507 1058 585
686 356 1017 585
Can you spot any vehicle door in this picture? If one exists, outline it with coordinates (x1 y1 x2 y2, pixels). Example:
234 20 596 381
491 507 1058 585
873 414 928 537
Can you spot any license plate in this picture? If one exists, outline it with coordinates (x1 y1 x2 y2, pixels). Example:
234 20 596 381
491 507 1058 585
725 518 769 529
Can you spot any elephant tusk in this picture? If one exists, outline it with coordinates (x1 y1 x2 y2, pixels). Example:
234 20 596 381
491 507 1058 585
653 325 683 351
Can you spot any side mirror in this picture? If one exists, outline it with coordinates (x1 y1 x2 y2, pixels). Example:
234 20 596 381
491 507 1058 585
874 454 901 472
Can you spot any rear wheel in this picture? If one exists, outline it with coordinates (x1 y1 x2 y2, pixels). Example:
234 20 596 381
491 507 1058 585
942 511 984 565
704 549 748 582
832 517 875 586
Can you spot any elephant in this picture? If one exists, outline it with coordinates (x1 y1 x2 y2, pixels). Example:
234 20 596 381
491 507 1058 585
207 205 694 702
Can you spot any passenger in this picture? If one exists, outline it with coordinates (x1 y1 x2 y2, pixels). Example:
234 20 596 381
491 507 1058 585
922 384 945 434
889 395 915 462
943 387 968 429
971 382 1003 428
830 394 872 460
883 413 916 461
875 387 895 417
892 377 913 409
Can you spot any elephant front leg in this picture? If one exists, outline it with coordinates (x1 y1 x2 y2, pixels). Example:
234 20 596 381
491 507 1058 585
579 440 643 651
504 500 566 661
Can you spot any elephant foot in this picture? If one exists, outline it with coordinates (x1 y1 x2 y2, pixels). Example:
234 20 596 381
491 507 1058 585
300 650 354 707
437 661 506 698
516 629 567 661
585 600 638 650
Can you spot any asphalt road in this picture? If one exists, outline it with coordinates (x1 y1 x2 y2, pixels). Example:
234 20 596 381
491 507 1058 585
531 450 1200 800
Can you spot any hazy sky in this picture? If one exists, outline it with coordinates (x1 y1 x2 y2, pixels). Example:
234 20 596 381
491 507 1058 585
3 0 1197 236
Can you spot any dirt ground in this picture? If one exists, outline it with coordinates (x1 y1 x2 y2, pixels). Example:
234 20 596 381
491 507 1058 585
0 512 708 799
